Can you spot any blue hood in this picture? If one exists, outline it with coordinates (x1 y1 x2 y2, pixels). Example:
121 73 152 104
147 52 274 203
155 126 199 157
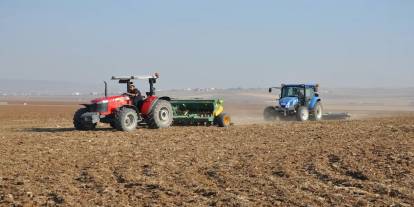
279 97 299 108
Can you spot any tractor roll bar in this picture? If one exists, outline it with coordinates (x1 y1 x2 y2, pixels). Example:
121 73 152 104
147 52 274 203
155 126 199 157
112 73 159 81
111 75 159 80
104 81 107 97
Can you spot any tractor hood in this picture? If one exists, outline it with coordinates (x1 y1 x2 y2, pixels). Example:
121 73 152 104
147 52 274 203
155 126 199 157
279 97 299 108
91 95 130 104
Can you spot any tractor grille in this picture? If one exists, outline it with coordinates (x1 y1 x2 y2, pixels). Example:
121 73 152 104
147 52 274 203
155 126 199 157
89 102 108 113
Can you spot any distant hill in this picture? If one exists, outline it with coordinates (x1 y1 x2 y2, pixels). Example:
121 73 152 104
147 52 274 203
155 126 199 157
0 79 103 95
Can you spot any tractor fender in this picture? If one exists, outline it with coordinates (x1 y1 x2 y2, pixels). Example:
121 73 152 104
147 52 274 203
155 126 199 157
140 96 158 115
140 96 171 116
117 104 138 113
158 96 171 102
81 103 92 108
150 96 172 111
308 97 321 110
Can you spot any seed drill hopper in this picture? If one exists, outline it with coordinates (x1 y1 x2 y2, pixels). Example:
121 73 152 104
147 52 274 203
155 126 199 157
171 99 231 127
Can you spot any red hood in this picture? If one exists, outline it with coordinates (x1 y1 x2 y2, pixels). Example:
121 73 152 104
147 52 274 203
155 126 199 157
91 95 130 103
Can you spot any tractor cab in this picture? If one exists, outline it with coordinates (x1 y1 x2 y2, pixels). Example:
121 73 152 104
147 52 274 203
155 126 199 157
278 84 319 108
265 84 322 121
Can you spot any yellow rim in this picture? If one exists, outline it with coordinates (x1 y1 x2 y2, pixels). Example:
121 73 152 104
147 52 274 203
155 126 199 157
224 116 231 126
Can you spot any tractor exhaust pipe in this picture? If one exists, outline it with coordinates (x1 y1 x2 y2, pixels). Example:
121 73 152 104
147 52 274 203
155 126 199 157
104 81 108 97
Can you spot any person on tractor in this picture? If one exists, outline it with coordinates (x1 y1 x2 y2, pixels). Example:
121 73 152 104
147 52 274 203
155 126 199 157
126 82 143 107
297 89 305 99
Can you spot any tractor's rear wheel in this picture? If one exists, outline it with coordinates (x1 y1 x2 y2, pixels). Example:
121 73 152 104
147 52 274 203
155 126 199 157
148 100 173 129
264 106 278 121
73 108 97 130
114 107 138 132
296 106 309 121
216 113 231 127
311 102 323 121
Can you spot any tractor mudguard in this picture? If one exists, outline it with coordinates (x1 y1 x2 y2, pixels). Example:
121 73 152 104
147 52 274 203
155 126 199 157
308 97 321 110
140 96 158 116
140 96 172 116
158 96 171 102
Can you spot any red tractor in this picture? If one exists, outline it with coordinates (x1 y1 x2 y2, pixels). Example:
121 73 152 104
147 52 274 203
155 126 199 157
73 73 173 131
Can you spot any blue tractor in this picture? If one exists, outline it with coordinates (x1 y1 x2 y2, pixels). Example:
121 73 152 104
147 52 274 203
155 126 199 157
264 84 323 121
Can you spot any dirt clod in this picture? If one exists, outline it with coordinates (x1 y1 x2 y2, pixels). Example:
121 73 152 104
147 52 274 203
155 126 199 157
345 170 368 180
48 192 64 204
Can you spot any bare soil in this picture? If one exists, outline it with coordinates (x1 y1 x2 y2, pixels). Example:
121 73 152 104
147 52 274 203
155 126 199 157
0 104 413 206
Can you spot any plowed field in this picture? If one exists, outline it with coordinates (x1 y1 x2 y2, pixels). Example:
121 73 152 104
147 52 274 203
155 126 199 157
0 104 413 206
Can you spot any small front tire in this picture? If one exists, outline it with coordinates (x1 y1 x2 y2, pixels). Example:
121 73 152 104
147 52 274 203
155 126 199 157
73 108 97 131
109 121 117 129
296 106 309 121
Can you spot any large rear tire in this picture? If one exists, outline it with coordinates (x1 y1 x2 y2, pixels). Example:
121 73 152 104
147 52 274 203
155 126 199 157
296 106 309 121
310 102 323 121
148 100 173 129
264 106 278 121
114 107 138 132
215 113 231 127
73 108 97 130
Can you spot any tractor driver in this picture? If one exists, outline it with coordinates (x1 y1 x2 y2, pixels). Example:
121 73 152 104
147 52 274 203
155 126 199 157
297 89 305 99
293 87 305 99
126 83 143 107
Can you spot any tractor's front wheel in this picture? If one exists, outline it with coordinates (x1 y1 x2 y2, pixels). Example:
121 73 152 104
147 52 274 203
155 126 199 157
73 108 97 130
215 113 231 127
114 107 138 132
296 106 309 121
109 121 117 129
148 100 173 129
311 102 323 121
264 106 279 121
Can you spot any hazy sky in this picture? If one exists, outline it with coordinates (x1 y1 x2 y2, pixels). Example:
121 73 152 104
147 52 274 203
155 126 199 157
0 1 413 89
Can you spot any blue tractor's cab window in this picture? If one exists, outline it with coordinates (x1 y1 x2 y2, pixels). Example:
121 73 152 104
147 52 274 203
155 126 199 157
282 86 305 98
